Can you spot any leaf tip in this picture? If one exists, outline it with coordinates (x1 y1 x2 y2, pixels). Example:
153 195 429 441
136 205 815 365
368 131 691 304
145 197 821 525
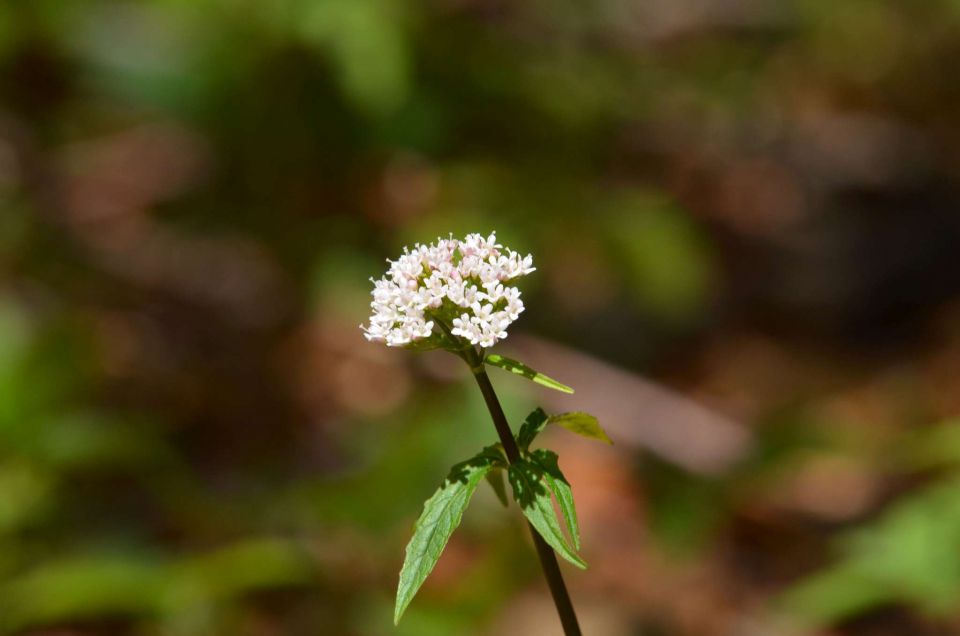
395 582 413 625
563 552 588 570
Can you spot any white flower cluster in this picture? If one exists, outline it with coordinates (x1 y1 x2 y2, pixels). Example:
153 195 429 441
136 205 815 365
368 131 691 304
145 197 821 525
361 232 535 348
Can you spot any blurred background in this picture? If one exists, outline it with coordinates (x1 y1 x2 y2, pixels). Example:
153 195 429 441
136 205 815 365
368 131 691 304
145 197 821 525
3 0 960 634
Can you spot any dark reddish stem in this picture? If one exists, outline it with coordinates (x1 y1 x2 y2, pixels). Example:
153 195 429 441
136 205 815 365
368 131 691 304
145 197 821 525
465 349 582 636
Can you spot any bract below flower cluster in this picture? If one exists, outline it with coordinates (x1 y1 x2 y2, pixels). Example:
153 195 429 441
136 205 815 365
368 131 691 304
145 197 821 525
361 233 534 348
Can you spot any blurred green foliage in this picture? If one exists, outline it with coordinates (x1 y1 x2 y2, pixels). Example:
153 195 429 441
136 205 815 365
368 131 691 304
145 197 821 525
782 420 960 626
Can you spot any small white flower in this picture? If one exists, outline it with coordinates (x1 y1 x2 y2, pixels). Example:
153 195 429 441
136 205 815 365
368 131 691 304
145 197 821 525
502 287 524 320
361 232 534 348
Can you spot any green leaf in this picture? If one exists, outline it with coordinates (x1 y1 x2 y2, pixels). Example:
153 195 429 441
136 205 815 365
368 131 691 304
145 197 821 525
484 354 574 394
517 409 611 451
530 449 581 551
507 460 586 569
485 469 509 507
395 449 502 624
547 412 612 445
516 407 549 451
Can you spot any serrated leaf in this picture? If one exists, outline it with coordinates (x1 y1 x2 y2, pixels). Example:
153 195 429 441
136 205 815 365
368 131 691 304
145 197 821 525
508 460 586 569
530 449 581 551
485 469 509 507
395 450 500 624
516 407 548 451
484 354 574 394
548 412 612 444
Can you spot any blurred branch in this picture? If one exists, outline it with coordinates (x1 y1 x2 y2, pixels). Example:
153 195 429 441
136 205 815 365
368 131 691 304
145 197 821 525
504 335 751 475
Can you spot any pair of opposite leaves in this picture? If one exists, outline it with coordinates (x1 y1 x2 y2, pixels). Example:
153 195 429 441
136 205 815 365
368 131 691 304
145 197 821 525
394 355 612 624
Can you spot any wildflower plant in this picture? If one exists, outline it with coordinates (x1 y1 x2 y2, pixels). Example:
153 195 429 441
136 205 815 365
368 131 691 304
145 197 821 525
362 233 611 635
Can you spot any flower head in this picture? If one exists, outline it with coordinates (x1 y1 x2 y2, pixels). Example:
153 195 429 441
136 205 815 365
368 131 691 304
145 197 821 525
361 232 534 349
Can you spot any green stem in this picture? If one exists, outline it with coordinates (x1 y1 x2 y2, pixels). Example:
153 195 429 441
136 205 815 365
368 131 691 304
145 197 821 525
464 348 582 636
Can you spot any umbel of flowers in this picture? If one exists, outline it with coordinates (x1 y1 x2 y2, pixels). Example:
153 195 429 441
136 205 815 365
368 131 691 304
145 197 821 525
361 232 534 349
362 232 611 636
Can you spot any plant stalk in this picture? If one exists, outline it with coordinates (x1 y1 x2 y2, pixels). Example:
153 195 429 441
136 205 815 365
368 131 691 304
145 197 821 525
468 355 582 636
